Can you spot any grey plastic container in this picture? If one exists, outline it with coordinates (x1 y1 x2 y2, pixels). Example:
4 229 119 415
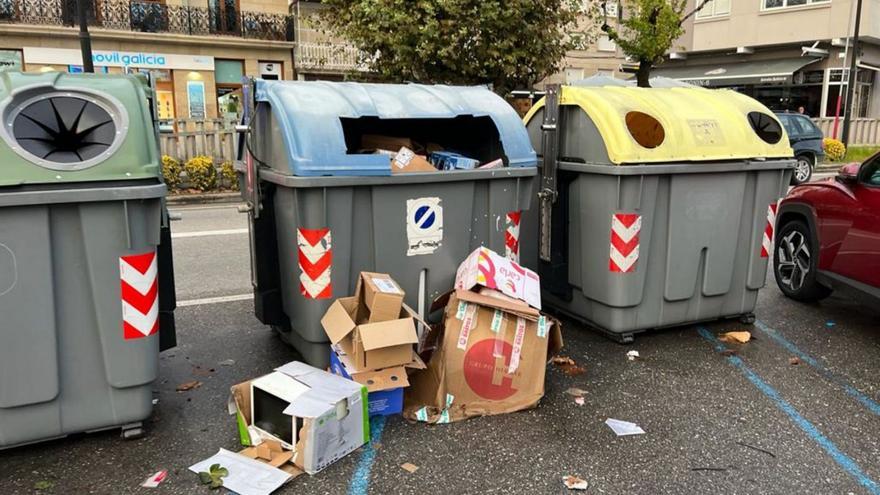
522 87 794 342
242 81 538 366
0 184 165 448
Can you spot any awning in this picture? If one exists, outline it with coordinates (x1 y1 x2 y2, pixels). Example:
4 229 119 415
651 57 823 87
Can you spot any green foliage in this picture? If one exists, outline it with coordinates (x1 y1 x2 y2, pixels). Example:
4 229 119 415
198 464 228 490
219 161 239 190
162 155 183 190
823 138 846 162
184 155 218 192
603 0 708 86
318 0 595 94
34 480 55 491
844 145 880 163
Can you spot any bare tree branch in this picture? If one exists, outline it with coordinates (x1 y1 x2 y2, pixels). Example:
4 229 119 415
679 0 712 25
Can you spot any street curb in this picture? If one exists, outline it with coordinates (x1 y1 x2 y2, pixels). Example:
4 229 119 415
166 192 242 206
815 164 841 173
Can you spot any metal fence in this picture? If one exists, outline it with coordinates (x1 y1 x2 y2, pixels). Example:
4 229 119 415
0 0 293 41
159 119 237 165
814 118 880 146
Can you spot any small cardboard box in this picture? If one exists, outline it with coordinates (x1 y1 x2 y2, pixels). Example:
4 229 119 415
355 272 405 322
404 289 562 423
321 297 418 371
228 361 369 475
329 348 425 416
455 247 542 309
390 147 437 174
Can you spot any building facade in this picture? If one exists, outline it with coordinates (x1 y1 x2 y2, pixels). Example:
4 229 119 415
0 0 295 122
656 0 880 119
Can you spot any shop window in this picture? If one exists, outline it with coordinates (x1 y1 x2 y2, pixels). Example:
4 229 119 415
696 0 730 18
216 59 244 121
763 0 828 10
625 112 664 149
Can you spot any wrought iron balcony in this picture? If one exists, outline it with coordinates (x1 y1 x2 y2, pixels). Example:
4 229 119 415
0 0 294 41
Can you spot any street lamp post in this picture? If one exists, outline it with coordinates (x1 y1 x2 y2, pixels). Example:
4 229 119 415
75 0 95 73
841 0 862 146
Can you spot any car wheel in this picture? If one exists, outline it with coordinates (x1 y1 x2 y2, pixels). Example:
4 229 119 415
773 220 831 301
791 155 814 185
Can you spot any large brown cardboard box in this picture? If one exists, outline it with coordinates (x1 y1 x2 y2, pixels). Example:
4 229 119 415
321 296 419 372
404 290 562 423
355 272 405 322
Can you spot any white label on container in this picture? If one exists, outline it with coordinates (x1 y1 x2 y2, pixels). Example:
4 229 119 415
372 277 401 294
406 197 443 256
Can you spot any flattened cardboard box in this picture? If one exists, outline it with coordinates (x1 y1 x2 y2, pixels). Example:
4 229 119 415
321 296 418 371
355 272 405 322
404 290 562 423
455 247 542 310
228 361 369 475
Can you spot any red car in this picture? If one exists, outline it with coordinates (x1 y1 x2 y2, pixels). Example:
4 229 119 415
773 159 880 301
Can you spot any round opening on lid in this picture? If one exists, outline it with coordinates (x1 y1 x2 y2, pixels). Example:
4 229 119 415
625 111 665 149
747 111 783 144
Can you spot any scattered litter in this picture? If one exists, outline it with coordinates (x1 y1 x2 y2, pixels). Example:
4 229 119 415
176 381 202 392
626 350 640 361
789 357 800 366
33 481 54 491
551 356 586 376
400 463 419 473
565 387 588 397
720 349 738 357
190 449 290 495
562 475 588 490
152 398 159 405
826 321 836 328
219 359 236 367
141 470 168 488
197 463 228 490
719 331 751 344
691 467 727 472
552 356 575 366
605 418 645 436
736 441 776 458
574 397 585 406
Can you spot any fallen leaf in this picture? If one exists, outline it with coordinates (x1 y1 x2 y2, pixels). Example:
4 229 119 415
574 397 585 406
720 349 738 357
34 481 54 491
565 387 588 397
562 475 588 490
789 357 800 365
551 356 576 366
719 331 751 344
552 356 586 376
400 463 419 473
176 381 202 392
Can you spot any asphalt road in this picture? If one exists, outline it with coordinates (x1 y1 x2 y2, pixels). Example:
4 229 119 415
1 201 878 495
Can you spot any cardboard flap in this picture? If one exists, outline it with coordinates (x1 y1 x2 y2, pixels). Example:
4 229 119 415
352 366 410 392
430 290 454 314
548 317 564 356
402 303 432 330
405 351 427 370
453 289 540 320
359 319 418 351
321 298 358 344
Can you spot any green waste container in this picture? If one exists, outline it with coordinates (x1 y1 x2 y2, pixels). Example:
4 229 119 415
521 85 793 342
0 71 176 447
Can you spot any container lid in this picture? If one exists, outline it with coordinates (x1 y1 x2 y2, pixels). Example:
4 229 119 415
524 85 794 165
254 80 537 176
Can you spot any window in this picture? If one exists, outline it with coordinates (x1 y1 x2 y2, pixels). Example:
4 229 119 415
597 35 617 52
696 0 730 18
763 0 828 11
824 68 874 118
860 156 880 186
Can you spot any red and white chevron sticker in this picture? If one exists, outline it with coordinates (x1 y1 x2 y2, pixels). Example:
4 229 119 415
120 251 159 340
761 202 778 258
609 213 641 273
298 227 332 299
505 210 521 262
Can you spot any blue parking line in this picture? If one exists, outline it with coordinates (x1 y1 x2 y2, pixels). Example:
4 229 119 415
754 320 880 416
698 327 880 494
348 415 387 495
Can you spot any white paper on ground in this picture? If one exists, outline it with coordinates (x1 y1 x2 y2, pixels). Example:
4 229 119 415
188 448 291 495
605 418 645 436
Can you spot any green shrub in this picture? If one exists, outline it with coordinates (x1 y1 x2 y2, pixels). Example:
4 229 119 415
219 161 239 191
184 155 217 191
823 138 846 162
162 155 182 189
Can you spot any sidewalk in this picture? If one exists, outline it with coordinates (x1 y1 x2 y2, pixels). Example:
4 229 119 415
166 192 242 206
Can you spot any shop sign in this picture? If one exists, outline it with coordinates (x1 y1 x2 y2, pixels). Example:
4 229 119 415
24 47 214 71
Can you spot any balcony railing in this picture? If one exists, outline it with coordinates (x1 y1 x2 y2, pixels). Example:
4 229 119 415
0 0 294 41
294 41 366 72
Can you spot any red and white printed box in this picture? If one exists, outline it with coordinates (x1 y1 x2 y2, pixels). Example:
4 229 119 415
454 247 541 310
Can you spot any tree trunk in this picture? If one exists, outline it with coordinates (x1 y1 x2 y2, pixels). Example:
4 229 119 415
636 59 651 88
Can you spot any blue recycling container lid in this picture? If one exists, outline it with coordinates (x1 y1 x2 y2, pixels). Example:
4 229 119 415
254 80 537 177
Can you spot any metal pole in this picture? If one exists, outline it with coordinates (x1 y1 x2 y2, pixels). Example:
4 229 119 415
841 0 862 145
76 0 94 73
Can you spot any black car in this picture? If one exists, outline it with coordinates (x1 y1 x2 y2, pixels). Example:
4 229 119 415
775 112 826 185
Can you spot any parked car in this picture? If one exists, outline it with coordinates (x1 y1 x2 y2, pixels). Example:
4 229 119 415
773 157 880 302
775 112 825 185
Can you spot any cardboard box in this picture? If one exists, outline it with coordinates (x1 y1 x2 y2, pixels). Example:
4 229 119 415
321 297 419 371
404 289 562 423
355 272 405 322
455 247 542 310
390 147 438 174
228 361 369 475
329 348 425 416
428 151 481 170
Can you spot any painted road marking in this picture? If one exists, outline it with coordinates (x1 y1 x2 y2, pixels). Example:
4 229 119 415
755 320 880 416
172 228 248 239
348 415 387 495
698 327 880 494
178 293 252 307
